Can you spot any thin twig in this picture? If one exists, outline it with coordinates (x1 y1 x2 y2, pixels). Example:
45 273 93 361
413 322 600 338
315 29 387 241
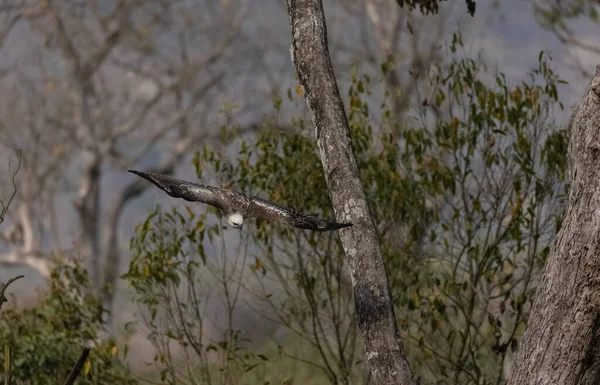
63 347 91 385
0 275 23 312
0 148 22 225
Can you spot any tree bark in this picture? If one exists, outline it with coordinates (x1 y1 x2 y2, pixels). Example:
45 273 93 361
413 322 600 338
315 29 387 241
286 1 417 384
507 63 600 385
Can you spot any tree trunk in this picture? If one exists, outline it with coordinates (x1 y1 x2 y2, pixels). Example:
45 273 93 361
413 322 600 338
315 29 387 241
101 162 178 328
507 63 600 385
285 1 417 384
75 155 102 291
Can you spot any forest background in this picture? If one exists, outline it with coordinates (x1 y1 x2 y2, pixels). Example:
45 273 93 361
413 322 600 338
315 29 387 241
0 0 598 384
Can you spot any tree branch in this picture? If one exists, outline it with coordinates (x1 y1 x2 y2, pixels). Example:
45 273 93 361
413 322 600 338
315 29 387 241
286 1 417 384
0 251 52 278
63 347 91 385
0 149 21 225
0 13 20 51
124 72 225 165
0 275 23 312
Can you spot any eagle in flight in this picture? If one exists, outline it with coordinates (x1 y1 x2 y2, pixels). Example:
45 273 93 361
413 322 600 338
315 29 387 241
129 170 353 232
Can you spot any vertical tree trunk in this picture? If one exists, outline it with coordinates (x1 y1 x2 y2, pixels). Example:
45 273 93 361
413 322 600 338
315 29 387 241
75 155 102 291
101 162 177 328
285 1 417 384
507 64 600 385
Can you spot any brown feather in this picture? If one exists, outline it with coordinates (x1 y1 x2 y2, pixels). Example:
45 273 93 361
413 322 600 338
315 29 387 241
129 170 353 232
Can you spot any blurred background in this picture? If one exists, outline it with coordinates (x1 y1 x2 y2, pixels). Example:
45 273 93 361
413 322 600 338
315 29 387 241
0 0 597 384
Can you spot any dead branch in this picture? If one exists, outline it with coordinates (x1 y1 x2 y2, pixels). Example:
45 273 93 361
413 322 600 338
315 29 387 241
0 149 21 225
0 275 23 312
63 347 91 385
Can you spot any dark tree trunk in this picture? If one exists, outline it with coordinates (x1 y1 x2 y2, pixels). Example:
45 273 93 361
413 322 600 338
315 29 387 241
507 64 600 385
285 1 417 384
75 156 102 291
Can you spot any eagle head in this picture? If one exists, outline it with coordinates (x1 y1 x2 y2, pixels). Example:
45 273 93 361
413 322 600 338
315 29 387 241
227 213 244 229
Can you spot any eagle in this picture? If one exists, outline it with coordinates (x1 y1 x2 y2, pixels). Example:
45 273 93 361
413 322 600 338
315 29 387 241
129 170 352 232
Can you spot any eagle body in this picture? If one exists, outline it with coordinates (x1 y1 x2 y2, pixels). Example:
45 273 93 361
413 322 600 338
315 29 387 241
129 170 352 232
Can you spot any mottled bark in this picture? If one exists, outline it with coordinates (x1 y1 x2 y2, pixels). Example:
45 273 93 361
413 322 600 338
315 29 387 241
507 64 600 385
286 1 417 384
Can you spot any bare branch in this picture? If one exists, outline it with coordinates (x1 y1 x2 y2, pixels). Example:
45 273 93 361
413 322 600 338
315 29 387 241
0 148 21 225
47 2 82 75
62 347 91 385
0 251 52 278
124 72 225 165
0 13 20 51
0 275 23 312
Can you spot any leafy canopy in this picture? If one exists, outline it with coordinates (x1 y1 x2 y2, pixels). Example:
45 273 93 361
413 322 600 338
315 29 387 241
126 33 568 385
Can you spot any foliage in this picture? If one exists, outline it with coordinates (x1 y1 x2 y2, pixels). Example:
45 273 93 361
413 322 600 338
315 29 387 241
380 37 568 385
0 258 136 385
126 34 568 385
535 0 599 30
125 206 273 385
396 0 476 16
533 0 600 77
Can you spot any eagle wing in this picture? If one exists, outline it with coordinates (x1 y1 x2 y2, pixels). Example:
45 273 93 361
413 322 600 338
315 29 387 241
130 170 352 232
244 196 352 232
129 170 234 212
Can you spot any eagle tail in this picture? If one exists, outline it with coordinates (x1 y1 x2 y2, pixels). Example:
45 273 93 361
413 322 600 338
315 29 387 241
292 214 353 232
319 221 353 232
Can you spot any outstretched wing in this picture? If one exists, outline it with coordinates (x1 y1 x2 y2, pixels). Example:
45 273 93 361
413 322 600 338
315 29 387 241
244 196 353 232
130 170 353 232
129 170 233 212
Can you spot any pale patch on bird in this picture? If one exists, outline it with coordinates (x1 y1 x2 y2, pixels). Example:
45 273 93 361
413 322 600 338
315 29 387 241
129 170 353 232
227 212 244 229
